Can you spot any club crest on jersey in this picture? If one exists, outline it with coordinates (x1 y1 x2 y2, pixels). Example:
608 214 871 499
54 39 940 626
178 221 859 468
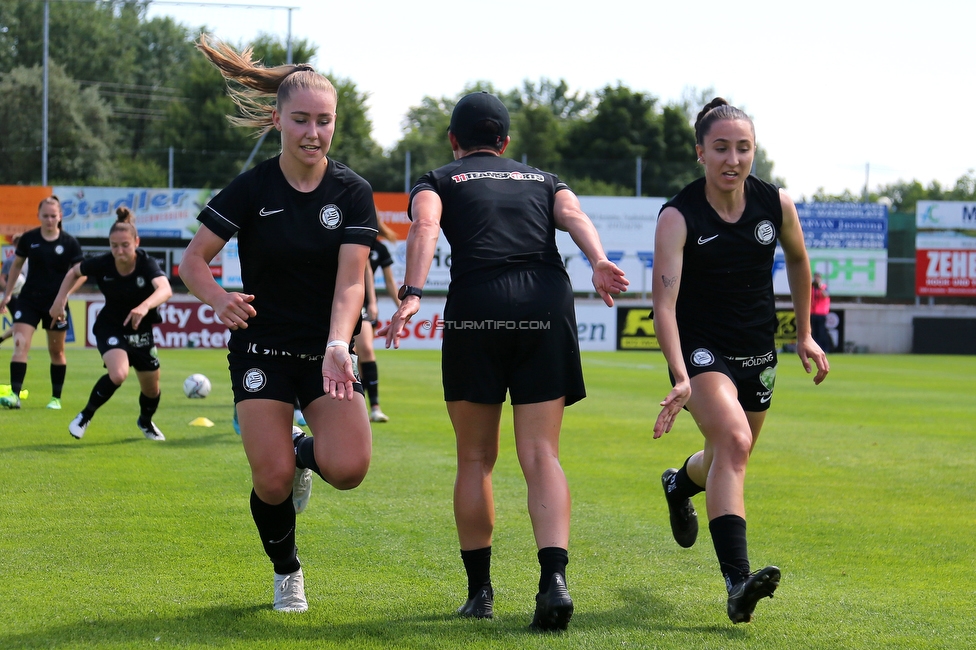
755 220 776 245
320 204 342 229
243 368 267 392
136 276 146 288
690 348 715 367
55 245 64 255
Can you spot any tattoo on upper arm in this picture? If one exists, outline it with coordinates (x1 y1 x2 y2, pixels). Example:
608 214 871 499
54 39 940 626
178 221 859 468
662 274 678 288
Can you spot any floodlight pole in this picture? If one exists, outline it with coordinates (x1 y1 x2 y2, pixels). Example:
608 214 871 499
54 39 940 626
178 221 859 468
42 0 50 185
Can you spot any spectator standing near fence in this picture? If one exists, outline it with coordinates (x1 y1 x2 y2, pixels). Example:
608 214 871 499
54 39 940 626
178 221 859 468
810 272 831 352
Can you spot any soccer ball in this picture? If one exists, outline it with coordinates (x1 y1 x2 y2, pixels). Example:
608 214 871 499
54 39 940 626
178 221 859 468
183 373 212 399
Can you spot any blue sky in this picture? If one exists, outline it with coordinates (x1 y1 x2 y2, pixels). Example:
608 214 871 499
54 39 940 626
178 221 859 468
149 0 975 199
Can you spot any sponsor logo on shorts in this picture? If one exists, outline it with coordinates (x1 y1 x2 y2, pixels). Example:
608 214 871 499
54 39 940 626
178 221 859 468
320 204 342 229
731 351 776 368
757 365 777 403
136 276 146 288
107 336 119 345
126 332 153 348
690 348 715 367
755 220 776 245
55 245 64 255
14 310 21 319
243 368 267 392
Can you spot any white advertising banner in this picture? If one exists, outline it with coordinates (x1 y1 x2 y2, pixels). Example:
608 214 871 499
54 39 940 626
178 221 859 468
370 297 617 352
55 186 217 239
556 196 663 294
915 201 976 296
386 196 664 295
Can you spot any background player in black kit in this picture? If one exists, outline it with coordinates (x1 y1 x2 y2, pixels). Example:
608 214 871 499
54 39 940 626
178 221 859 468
355 221 400 423
652 98 829 624
179 36 376 614
50 207 172 441
0 197 84 410
383 92 627 631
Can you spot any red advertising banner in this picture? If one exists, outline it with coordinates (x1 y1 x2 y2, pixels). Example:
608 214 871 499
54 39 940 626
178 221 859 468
85 300 231 349
915 249 976 296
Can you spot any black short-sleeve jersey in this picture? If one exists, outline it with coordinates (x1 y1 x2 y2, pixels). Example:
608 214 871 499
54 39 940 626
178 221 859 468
663 175 783 354
369 239 394 274
14 228 84 303
198 156 377 354
409 153 569 288
80 248 166 334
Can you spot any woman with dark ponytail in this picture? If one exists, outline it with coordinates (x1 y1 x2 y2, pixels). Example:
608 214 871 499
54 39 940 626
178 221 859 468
179 36 376 613
50 207 172 440
651 98 829 623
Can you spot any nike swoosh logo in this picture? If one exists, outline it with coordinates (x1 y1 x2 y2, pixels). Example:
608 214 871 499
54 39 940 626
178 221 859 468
259 208 284 216
698 235 719 245
760 395 772 403
31 243 41 248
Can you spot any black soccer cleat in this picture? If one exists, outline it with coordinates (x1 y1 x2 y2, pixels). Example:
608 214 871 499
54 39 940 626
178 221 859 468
457 584 493 619
529 573 574 632
662 468 698 548
727 566 781 624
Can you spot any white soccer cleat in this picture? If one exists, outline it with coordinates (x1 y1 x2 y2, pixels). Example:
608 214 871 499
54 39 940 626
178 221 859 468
68 412 90 439
273 568 308 612
369 406 389 423
137 418 166 441
291 426 312 513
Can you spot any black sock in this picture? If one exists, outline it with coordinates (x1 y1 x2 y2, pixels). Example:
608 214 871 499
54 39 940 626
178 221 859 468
250 489 300 575
295 435 324 480
538 546 569 594
138 391 160 424
460 546 492 599
83 374 120 419
360 361 379 407
668 455 706 501
709 514 750 591
10 361 26 393
50 363 66 399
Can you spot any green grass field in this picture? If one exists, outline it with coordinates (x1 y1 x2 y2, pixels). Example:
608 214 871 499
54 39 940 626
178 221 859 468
1 348 973 649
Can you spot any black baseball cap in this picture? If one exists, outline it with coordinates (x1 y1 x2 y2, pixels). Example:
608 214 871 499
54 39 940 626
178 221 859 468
448 91 510 146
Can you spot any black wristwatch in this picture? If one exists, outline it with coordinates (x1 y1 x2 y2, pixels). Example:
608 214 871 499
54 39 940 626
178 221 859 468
398 284 423 300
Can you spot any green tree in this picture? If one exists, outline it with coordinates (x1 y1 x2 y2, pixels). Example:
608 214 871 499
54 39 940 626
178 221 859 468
560 84 697 196
0 63 114 184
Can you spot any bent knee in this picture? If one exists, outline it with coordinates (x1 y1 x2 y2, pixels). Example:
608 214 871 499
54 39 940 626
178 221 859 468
108 369 129 385
326 460 370 490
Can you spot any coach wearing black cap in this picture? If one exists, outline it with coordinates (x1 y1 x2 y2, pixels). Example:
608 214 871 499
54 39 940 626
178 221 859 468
383 91 628 631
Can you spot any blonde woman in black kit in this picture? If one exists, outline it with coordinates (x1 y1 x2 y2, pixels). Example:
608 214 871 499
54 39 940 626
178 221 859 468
180 36 376 614
50 208 172 440
0 197 84 410
652 98 829 624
